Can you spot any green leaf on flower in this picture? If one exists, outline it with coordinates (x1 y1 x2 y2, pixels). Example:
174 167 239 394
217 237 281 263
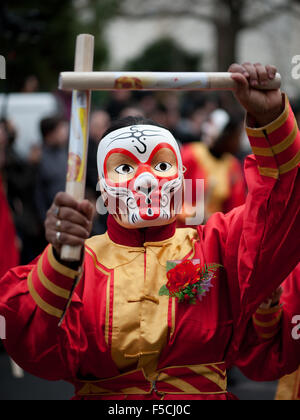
159 285 170 296
166 261 178 272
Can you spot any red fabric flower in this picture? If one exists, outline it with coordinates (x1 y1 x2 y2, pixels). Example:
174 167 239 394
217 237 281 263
166 260 200 294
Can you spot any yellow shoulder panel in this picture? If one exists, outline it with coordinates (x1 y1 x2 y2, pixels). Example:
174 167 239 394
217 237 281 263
85 233 145 270
85 228 199 270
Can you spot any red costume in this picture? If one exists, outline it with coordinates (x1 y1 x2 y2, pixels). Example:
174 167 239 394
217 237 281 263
0 175 19 277
0 96 299 400
236 264 300 400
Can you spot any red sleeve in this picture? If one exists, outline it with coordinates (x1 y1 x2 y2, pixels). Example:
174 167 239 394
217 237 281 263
237 94 300 318
235 266 300 381
0 245 85 380
199 94 300 350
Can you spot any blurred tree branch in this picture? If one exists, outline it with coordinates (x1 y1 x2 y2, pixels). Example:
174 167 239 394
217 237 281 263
0 0 120 92
116 0 300 70
242 0 300 28
116 9 218 24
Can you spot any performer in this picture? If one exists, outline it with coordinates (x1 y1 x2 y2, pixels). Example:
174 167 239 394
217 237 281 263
0 63 299 400
236 264 300 400
179 109 246 224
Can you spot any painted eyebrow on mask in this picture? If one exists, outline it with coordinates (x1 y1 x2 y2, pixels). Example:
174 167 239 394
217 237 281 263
106 126 167 149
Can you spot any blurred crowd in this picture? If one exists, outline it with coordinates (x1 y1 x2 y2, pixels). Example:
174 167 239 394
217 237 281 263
1 82 300 270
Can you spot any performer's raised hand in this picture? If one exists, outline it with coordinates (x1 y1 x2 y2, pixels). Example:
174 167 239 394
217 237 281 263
229 62 284 126
45 192 94 255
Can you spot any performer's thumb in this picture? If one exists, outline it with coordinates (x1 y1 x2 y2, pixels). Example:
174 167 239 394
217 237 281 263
230 72 249 91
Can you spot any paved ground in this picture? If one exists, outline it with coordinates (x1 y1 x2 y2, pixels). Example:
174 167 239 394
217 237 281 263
0 352 277 400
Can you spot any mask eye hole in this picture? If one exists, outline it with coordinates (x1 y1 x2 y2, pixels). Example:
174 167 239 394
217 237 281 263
154 162 172 172
115 164 134 175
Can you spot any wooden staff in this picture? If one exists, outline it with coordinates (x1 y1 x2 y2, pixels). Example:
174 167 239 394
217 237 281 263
59 71 281 91
60 34 94 262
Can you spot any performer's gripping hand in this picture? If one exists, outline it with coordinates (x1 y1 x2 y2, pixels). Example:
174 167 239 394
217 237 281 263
229 62 284 126
45 192 95 255
258 287 283 310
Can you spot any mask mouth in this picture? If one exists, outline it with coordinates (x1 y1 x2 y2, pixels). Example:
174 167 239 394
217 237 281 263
134 188 161 220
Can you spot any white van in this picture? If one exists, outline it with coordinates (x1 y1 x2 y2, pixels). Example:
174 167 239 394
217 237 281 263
0 93 58 158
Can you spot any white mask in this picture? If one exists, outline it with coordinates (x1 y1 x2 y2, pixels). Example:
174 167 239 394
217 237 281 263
97 125 183 228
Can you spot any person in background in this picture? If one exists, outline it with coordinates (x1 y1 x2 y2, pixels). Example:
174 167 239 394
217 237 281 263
105 90 133 119
0 122 6 170
119 105 145 119
86 110 111 196
3 117 44 263
21 75 39 93
179 109 246 225
177 93 220 144
132 92 158 119
35 115 69 222
86 110 111 235
0 120 19 277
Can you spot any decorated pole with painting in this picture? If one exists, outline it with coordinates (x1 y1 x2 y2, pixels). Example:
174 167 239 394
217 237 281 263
60 34 94 262
59 71 281 91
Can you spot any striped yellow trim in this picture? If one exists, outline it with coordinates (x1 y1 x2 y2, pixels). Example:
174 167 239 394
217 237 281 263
189 364 227 392
170 298 176 339
246 129 264 139
157 372 204 394
85 247 111 275
78 383 117 396
252 146 274 157
253 311 282 328
258 167 279 179
246 95 289 138
47 246 80 279
266 95 290 134
27 271 63 318
85 247 111 345
37 256 71 299
76 362 227 396
279 149 300 174
77 385 226 396
258 331 278 339
273 119 298 154
120 387 149 395
251 121 297 157
256 305 282 315
208 363 227 377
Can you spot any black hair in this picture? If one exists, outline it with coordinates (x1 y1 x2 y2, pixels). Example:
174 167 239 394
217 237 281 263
40 115 65 139
100 116 166 140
